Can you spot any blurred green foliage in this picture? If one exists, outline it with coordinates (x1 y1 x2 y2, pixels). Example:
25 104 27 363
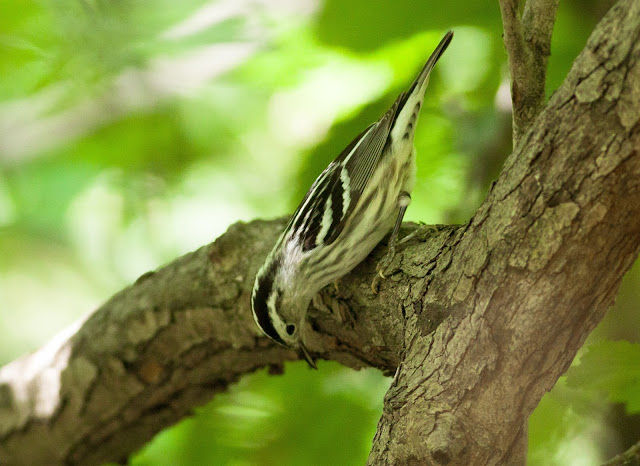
0 0 637 465
566 341 640 414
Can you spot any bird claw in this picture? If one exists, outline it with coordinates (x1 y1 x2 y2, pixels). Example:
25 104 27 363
372 246 396 293
377 246 396 275
371 275 381 294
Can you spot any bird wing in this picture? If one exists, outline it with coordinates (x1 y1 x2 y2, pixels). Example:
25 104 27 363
287 107 396 252
285 31 453 253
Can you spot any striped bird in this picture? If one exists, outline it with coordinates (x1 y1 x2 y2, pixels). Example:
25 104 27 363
252 31 453 367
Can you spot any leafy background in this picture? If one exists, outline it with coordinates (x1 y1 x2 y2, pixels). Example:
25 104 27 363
1 0 638 464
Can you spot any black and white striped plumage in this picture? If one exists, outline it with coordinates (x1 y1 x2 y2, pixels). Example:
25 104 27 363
251 31 453 367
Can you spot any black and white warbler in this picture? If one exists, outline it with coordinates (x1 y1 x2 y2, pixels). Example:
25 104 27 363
252 31 453 368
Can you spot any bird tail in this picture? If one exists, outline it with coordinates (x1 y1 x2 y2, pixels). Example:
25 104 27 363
410 30 453 99
389 30 453 144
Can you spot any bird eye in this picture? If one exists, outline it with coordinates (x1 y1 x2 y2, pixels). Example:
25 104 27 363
286 324 296 335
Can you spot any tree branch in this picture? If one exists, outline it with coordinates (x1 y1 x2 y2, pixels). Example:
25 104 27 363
604 439 640 465
0 0 639 464
0 218 452 464
368 0 640 463
499 0 559 147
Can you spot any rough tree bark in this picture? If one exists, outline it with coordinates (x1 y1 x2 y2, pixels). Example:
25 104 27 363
499 0 559 147
1 0 639 464
369 0 640 461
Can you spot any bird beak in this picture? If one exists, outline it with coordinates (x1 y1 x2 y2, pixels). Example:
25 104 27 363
298 342 318 370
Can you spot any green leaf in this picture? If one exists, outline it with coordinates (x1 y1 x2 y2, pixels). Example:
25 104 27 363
565 340 640 414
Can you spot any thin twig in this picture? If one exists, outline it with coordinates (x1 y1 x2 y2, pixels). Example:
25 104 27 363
603 440 640 466
499 0 559 147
